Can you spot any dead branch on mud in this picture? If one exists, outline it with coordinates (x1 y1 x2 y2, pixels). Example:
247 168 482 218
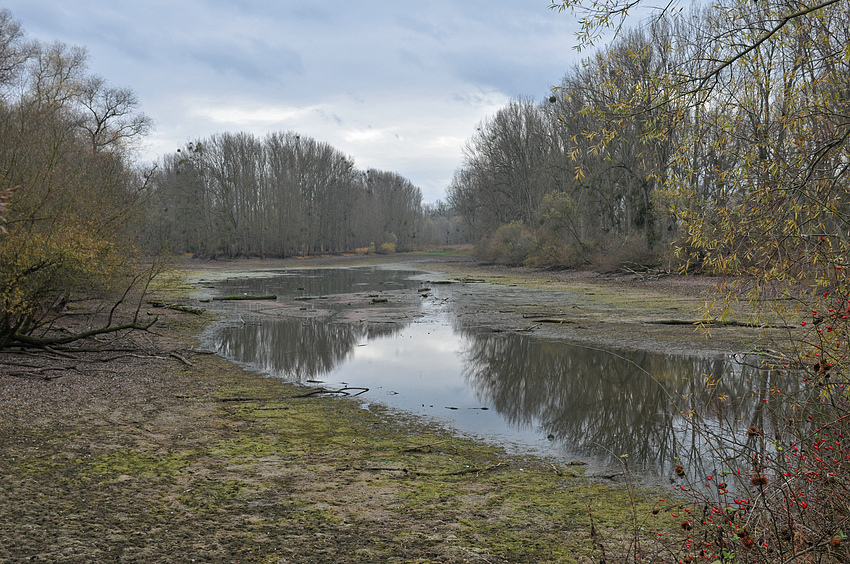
7 317 159 351
442 462 506 476
351 461 506 478
147 300 205 315
6 365 78 381
292 386 369 398
168 351 194 366
215 397 274 402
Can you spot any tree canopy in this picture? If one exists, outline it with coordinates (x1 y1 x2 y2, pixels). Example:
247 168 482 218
144 132 425 258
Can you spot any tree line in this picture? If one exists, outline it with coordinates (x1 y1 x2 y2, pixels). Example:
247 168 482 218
449 0 850 275
144 132 434 258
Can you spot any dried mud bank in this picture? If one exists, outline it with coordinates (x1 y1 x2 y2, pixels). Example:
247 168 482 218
189 251 770 358
0 253 754 563
410 255 770 358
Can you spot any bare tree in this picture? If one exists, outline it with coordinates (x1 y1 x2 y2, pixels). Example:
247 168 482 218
0 11 159 352
75 74 152 153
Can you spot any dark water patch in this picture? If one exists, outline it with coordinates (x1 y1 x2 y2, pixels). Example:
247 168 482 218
455 327 784 478
210 266 426 299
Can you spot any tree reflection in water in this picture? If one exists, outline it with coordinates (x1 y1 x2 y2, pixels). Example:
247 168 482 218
212 317 404 381
457 327 789 477
204 267 787 479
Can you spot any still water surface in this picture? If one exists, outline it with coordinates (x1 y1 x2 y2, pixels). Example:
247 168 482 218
201 266 772 479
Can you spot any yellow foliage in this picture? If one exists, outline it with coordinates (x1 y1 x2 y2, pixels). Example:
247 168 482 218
0 224 127 323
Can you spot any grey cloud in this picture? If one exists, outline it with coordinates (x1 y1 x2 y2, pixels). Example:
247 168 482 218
188 38 303 84
443 50 551 99
312 108 343 126
450 92 504 107
394 13 449 43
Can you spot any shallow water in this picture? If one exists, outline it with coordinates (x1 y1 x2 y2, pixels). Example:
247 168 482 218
200 265 775 479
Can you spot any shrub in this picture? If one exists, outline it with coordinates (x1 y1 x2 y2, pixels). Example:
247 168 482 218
592 234 659 273
524 237 589 268
478 221 533 266
525 191 593 268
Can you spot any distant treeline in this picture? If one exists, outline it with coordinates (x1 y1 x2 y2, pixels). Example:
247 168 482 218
449 89 668 270
143 131 467 258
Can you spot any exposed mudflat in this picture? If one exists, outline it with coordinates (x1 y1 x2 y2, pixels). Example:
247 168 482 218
0 252 760 563
188 252 768 358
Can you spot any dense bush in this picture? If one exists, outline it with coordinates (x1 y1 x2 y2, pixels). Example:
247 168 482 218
478 221 534 266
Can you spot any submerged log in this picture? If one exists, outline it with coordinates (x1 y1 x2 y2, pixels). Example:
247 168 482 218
148 300 206 314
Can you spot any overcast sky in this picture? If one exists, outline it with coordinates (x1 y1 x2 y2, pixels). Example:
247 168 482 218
4 1 585 203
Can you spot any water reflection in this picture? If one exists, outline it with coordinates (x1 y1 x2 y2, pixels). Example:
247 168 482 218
204 267 779 478
457 329 780 475
213 317 403 381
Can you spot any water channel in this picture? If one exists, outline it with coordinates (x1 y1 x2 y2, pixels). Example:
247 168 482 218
198 265 776 481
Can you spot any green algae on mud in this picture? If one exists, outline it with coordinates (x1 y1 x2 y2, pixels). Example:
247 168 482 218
172 348 677 563
0 256 690 563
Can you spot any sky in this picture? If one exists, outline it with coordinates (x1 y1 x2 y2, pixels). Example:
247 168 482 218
3 1 585 203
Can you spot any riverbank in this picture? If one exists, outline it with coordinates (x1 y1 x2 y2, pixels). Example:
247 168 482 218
0 252 749 562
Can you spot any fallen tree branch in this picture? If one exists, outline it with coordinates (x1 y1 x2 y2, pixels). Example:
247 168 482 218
352 466 415 473
403 440 451 453
8 317 158 349
647 318 787 328
42 345 77 359
212 295 277 301
351 463 505 478
0 361 43 369
8 365 78 381
94 353 169 363
588 471 626 480
441 462 506 476
169 351 194 366
147 300 205 315
292 386 369 398
215 397 272 402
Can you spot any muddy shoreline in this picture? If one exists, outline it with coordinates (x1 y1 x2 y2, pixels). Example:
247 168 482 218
0 252 757 563
188 252 767 358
